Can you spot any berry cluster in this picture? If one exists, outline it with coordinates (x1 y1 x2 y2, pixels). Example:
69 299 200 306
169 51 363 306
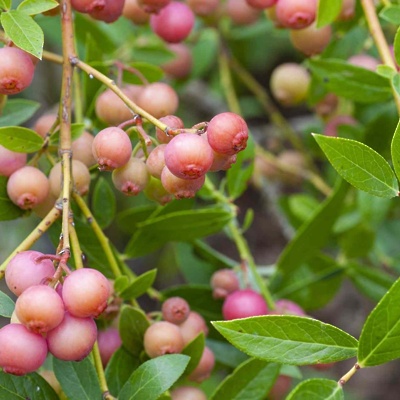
0 250 110 375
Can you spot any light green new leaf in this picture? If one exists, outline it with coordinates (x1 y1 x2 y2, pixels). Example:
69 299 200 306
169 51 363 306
213 316 358 366
118 354 190 400
118 269 157 300
17 0 59 15
317 0 342 27
0 1 11 11
358 277 400 366
1 10 44 59
0 126 43 153
0 290 14 317
380 5 400 24
210 358 280 400
390 119 400 182
314 134 398 198
286 378 344 400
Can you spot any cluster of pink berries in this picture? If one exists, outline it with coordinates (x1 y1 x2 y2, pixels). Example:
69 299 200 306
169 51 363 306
0 250 110 375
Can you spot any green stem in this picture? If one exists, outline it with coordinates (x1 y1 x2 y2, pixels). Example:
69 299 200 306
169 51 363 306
338 363 361 386
92 342 116 400
69 221 84 270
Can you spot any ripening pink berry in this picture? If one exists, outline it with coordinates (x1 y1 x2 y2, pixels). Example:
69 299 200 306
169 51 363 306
62 268 111 318
97 327 122 366
156 115 184 144
15 285 65 334
188 346 215 382
123 0 150 24
164 133 214 179
138 0 170 13
348 54 380 71
0 47 35 95
144 176 174 205
161 166 205 199
137 82 179 119
314 93 338 117
290 22 332 56
178 311 208 345
5 251 55 296
0 324 48 375
207 112 249 155
71 0 105 13
144 321 185 358
209 151 237 172
72 131 97 167
112 157 150 196
246 0 277 10
337 0 355 21
33 113 57 138
269 375 292 400
146 145 167 179
226 0 261 25
210 269 240 299
7 166 50 210
324 115 357 137
162 296 190 324
89 0 125 23
171 386 207 400
0 145 27 177
222 289 268 320
275 0 317 29
92 127 132 171
162 43 193 79
269 299 306 316
187 0 219 16
150 2 195 43
47 312 97 361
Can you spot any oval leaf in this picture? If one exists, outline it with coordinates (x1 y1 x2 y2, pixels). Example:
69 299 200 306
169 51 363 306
0 290 15 317
0 126 43 153
0 176 24 221
317 0 342 27
118 354 190 400
380 5 400 24
180 333 205 377
287 378 344 400
91 177 116 229
0 100 40 127
118 269 157 300
358 277 400 367
210 358 280 400
390 119 400 182
17 0 59 15
212 316 358 366
313 134 399 198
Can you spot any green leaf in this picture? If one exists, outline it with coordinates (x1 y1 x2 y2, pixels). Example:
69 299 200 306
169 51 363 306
0 126 43 152
391 119 400 183
206 339 248 368
0 100 40 127
181 333 205 377
227 133 254 199
118 269 157 300
191 28 218 78
105 347 140 397
286 378 344 400
358 276 400 366
0 0 11 11
275 179 348 273
306 59 391 103
210 358 280 400
53 357 102 400
118 354 190 400
0 371 59 400
317 0 342 27
213 316 358 365
91 177 116 229
1 10 44 59
338 224 375 258
0 290 15 317
116 205 157 235
17 0 59 15
49 123 85 145
122 62 164 84
394 27 400 67
124 207 233 257
0 176 24 221
380 5 400 24
314 134 398 198
119 305 150 356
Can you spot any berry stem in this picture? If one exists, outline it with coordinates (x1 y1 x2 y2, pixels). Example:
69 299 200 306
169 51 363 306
69 221 85 270
338 363 361 386
92 342 116 400
0 206 61 279
361 0 400 114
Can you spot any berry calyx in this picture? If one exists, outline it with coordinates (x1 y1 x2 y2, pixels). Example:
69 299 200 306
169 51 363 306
275 0 317 29
162 296 191 324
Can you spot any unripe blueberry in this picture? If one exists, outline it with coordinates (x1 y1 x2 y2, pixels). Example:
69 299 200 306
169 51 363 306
112 157 150 196
209 151 237 172
275 0 317 29
98 327 122 366
138 0 170 13
246 0 277 10
0 47 35 95
144 176 174 205
161 166 205 199
137 82 179 119
162 296 190 324
47 312 97 361
207 112 248 155
311 362 335 371
171 386 207 400
290 22 332 56
324 115 357 137
314 93 338 117
146 145 166 178
150 2 195 43
156 115 184 144
0 324 48 375
7 166 50 210
210 269 240 299
226 0 261 25
178 311 208 345
269 375 292 400
164 133 214 180
92 127 132 171
222 289 268 320
337 0 355 21
188 346 215 382
71 0 105 13
123 0 150 24
269 299 306 316
270 63 310 106
15 285 65 334
62 268 111 318
49 159 91 197
348 54 380 71
187 0 219 16
89 0 125 23
144 321 185 358
72 131 97 167
0 145 27 177
162 43 193 79
33 113 57 138
5 251 55 296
